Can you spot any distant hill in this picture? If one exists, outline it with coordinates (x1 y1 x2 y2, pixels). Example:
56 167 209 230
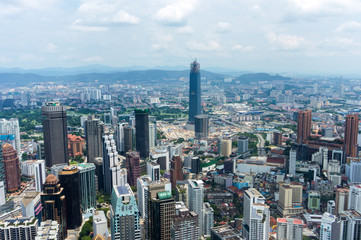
234 73 291 84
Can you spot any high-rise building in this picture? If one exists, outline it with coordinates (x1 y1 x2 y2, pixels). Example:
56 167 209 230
188 60 202 122
188 179 204 236
103 134 123 194
0 118 21 158
296 110 312 144
289 150 296 175
171 201 199 240
85 115 104 163
148 191 175 240
0 182 5 206
137 176 151 218
36 220 60 239
150 148 170 171
344 114 359 158
126 151 140 186
93 210 109 239
123 125 134 154
78 163 96 212
34 160 46 192
195 114 209 139
2 143 21 192
110 184 141 240
343 210 361 239
67 134 85 158
42 102 68 167
191 157 201 174
135 109 150 159
211 224 243 240
203 202 214 237
50 163 68 179
350 160 361 183
237 136 249 154
335 188 349 215
273 132 283 146
0 148 5 194
0 217 38 240
221 139 232 157
58 166 82 229
115 122 125 154
276 218 303 240
308 191 321 210
41 174 67 239
327 200 336 215
94 157 103 192
147 161 160 181
170 156 183 189
242 188 270 240
277 183 303 217
320 212 340 240
348 185 361 213
149 122 156 149
21 191 42 223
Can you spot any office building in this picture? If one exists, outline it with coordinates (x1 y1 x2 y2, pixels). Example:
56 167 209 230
34 160 46 192
94 157 103 192
21 191 42 223
273 132 282 146
308 191 321 210
171 201 199 240
344 210 361 239
0 148 5 194
289 150 296 175
147 161 160 181
78 163 96 212
149 122 156 149
103 134 123 194
41 174 67 239
42 102 68 167
0 217 38 240
115 123 126 153
58 166 81 229
350 160 361 183
195 114 209 139
110 184 141 240
277 183 303 217
242 188 270 240
211 225 244 240
224 159 234 174
296 110 312 144
0 182 5 206
85 115 104 163
135 109 150 159
36 220 60 239
348 185 361 213
3 143 21 192
320 212 340 240
327 200 336 215
237 136 248 154
345 114 359 158
148 191 175 240
93 210 109 239
68 134 84 158
188 60 202 122
191 157 201 174
188 179 204 236
137 176 151 218
126 151 140 186
151 148 170 171
170 156 183 189
221 139 232 157
0 118 21 158
50 163 68 179
123 125 134 154
335 188 349 215
276 218 303 240
203 202 214 237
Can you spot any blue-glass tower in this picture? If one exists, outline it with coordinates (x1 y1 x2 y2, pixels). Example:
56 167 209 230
188 60 202 122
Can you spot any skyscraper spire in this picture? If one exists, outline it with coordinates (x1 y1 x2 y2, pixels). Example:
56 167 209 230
188 60 202 122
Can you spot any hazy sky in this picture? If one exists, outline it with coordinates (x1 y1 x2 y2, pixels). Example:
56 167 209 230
1 0 361 74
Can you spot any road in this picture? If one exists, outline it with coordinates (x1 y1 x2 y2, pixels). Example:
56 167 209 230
256 133 266 156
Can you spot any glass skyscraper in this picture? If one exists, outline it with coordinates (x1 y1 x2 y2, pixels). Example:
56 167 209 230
188 60 202 122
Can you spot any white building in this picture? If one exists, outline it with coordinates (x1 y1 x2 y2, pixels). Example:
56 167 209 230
348 185 361 213
277 218 303 240
0 217 38 239
137 176 151 218
20 160 46 192
289 150 296 175
119 168 127 187
149 123 156 149
320 212 340 240
203 202 214 237
115 123 126 153
21 192 41 218
93 210 109 238
327 200 336 215
147 161 160 181
150 147 169 171
0 182 5 206
311 147 328 170
188 179 204 236
350 161 361 184
36 220 60 239
242 188 270 240
0 118 21 159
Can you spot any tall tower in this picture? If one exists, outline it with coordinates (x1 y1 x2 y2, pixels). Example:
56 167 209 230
296 110 312 144
85 115 104 163
135 109 150 159
2 143 21 192
103 134 122 195
188 180 204 236
42 102 68 167
170 156 183 189
188 60 202 122
194 114 208 139
344 114 359 158
126 151 140 186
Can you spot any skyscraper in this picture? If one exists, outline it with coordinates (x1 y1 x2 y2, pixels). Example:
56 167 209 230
85 115 104 163
126 151 140 187
41 174 67 239
335 188 349 215
58 166 82 229
42 102 68 167
296 110 312 144
170 156 183 189
123 125 134 154
2 143 21 192
0 118 21 158
242 188 270 240
147 161 160 181
115 122 126 153
237 136 249 154
348 185 361 213
171 201 199 240
188 60 202 122
276 218 303 240
344 113 359 158
110 184 141 240
34 160 46 192
78 163 96 213
194 114 208 139
135 109 150 159
277 183 303 217
188 179 204 236
320 212 340 240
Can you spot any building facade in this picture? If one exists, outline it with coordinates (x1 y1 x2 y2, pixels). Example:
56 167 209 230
85 115 104 163
188 60 202 122
2 143 21 192
195 114 209 139
78 163 96 212
126 151 140 186
135 109 150 159
296 110 312 144
344 114 359 158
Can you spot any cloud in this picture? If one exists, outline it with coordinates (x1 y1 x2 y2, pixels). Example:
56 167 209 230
215 22 232 33
267 32 306 50
319 37 361 50
154 0 199 26
335 21 361 32
186 40 221 51
83 56 104 62
70 20 108 32
232 44 254 51
43 43 58 53
176 26 194 34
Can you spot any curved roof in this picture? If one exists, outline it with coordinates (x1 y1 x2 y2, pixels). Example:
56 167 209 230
45 174 58 185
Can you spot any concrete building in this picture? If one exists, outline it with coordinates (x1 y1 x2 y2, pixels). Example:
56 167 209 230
85 115 104 163
0 118 21 159
170 201 199 240
110 184 140 240
93 210 109 239
0 217 38 240
126 151 140 186
0 182 5 206
296 110 312 144
277 183 303 217
35 220 60 239
343 210 361 239
344 114 359 158
149 122 156 149
188 179 204 236
21 160 45 192
211 224 244 240
320 212 340 240
348 185 361 213
221 139 232 157
170 156 183 190
3 143 21 192
147 161 160 181
203 202 214 237
21 191 42 223
195 114 209 139
289 150 296 175
242 188 270 240
115 123 126 153
50 163 68 179
150 147 170 171
137 176 151 218
308 191 321 210
123 125 134 154
135 109 150 159
335 188 349 215
103 134 123 194
276 218 303 240
42 102 68 167
327 200 336 215
78 163 96 213
350 160 361 183
237 136 249 154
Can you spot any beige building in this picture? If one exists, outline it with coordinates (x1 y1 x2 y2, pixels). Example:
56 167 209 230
221 139 232 157
335 188 349 215
277 183 303 217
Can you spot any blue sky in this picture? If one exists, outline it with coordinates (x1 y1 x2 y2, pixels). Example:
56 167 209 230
1 0 361 74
